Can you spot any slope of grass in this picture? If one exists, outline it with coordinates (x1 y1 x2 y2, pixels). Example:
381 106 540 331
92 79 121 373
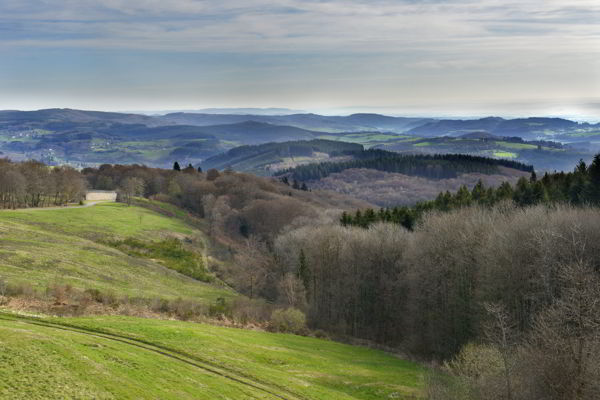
0 203 233 302
0 313 427 399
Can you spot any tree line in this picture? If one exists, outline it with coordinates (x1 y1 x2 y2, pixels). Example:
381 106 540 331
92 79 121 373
342 155 600 229
0 158 86 209
275 150 534 181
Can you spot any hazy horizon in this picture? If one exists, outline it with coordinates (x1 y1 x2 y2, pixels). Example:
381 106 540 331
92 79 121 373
3 102 599 123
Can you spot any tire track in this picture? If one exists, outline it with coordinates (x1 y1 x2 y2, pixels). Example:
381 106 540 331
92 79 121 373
0 313 306 400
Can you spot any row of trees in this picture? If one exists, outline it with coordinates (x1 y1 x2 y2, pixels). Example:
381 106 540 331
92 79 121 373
275 150 533 181
0 158 86 209
342 155 600 229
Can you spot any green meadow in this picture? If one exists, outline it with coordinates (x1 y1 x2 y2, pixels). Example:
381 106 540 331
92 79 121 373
0 203 232 301
0 312 427 400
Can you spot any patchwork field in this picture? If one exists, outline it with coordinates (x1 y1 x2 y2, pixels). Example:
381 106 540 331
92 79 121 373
0 312 426 399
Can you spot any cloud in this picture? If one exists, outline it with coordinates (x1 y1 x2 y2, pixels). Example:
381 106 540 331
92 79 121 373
0 0 597 53
0 0 598 112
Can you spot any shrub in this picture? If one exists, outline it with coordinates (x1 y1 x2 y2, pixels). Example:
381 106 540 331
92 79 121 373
209 297 232 318
104 237 211 282
206 168 220 181
270 308 306 334
312 329 329 339
231 297 272 325
170 298 205 320
0 276 6 297
5 282 36 298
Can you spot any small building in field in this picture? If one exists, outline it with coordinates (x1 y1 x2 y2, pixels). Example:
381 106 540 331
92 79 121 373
85 190 117 201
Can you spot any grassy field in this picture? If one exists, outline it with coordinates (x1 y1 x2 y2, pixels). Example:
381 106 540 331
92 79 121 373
0 312 427 399
492 141 537 150
0 202 233 301
492 151 518 158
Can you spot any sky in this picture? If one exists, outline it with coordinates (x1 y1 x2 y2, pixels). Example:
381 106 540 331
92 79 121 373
0 0 599 119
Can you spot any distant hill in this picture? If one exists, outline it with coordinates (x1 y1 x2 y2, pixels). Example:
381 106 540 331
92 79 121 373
195 107 303 115
407 116 598 139
195 121 320 143
0 108 165 127
1 108 598 169
201 139 363 175
0 111 327 166
381 133 590 171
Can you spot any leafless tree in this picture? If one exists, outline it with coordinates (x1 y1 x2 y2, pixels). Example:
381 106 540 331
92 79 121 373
524 261 600 400
120 177 145 205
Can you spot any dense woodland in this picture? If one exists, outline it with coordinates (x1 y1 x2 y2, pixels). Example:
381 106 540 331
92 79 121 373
1 155 599 399
276 150 534 181
342 155 600 229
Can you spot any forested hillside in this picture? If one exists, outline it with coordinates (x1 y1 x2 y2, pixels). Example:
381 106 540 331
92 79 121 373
276 150 533 181
342 155 600 229
273 150 533 205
